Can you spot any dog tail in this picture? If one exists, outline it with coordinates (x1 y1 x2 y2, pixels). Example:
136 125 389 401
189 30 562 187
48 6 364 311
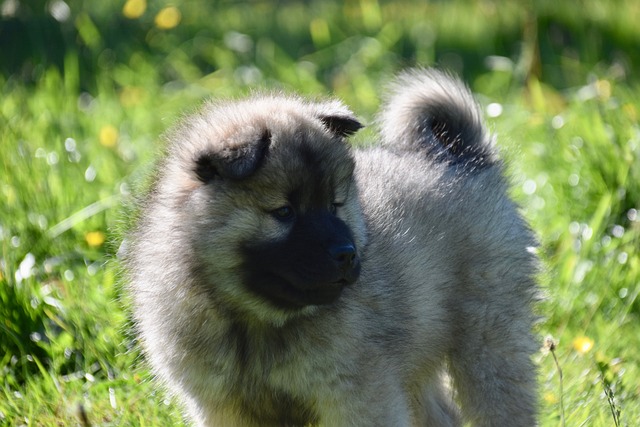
378 68 498 169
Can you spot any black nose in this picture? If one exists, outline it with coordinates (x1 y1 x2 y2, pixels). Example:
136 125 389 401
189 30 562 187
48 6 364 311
329 244 357 270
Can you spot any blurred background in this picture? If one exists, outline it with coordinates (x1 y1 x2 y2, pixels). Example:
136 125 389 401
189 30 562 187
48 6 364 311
1 1 639 425
3 0 640 102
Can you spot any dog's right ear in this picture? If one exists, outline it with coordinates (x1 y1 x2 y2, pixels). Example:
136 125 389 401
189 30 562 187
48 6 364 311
319 114 363 138
195 129 271 182
315 100 363 138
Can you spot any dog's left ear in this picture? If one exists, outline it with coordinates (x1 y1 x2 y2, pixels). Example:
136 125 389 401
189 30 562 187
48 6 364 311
194 129 271 182
319 115 364 137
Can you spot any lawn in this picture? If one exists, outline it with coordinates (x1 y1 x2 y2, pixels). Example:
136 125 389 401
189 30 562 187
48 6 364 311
1 1 639 425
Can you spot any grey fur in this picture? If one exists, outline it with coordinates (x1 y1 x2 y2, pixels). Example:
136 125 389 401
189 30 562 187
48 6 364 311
379 68 497 168
124 69 539 426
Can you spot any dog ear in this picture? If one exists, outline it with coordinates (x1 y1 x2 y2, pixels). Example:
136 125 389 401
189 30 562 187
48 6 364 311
315 100 363 137
195 129 271 182
319 115 363 137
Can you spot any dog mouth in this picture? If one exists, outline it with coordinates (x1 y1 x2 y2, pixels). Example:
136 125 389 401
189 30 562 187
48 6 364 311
245 271 351 310
240 228 361 310
278 278 349 308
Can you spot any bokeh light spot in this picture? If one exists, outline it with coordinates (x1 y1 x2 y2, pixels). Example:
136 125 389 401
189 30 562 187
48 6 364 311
155 6 181 30
123 0 146 19
99 125 119 148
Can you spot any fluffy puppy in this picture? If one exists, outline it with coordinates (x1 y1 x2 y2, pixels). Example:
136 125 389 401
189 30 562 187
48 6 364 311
123 69 539 426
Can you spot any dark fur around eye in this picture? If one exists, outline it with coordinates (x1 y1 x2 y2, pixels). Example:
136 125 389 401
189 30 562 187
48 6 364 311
272 206 295 221
330 203 343 215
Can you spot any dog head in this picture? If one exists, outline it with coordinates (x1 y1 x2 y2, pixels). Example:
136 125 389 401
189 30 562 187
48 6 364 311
160 95 365 322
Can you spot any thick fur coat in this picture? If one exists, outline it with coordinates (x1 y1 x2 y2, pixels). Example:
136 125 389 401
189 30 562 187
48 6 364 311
124 69 539 426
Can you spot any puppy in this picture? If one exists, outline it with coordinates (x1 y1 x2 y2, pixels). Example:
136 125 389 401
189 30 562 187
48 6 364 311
123 68 539 426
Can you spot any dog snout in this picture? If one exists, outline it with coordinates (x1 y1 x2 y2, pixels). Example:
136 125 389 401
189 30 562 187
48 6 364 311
329 243 356 266
329 243 360 284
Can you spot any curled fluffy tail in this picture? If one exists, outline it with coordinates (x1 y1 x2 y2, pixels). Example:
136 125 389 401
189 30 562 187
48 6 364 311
378 68 498 168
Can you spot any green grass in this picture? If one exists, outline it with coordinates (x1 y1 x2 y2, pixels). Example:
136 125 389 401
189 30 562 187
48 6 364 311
494 80 640 425
1 1 639 425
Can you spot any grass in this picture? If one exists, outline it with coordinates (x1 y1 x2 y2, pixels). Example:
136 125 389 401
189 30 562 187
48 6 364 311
1 0 639 425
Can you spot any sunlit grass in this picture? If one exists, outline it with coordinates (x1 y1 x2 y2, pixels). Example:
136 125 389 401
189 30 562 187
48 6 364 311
490 77 640 426
1 0 639 425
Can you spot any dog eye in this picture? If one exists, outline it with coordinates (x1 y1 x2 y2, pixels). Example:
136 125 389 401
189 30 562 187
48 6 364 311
330 202 343 215
272 206 295 221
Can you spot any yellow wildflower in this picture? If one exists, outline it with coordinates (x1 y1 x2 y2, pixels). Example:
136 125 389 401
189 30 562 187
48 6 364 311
99 125 118 148
85 231 106 248
572 336 594 355
123 0 146 19
155 6 181 30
